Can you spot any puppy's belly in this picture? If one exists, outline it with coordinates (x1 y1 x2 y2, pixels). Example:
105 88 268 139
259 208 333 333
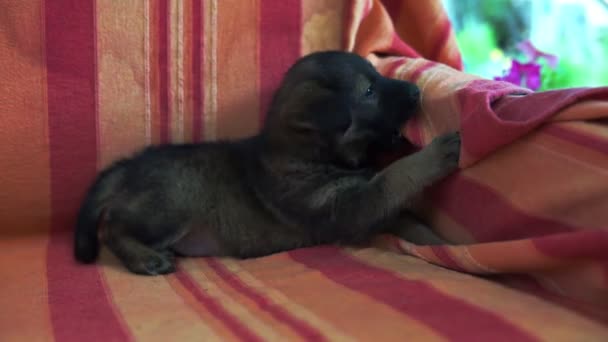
171 227 223 257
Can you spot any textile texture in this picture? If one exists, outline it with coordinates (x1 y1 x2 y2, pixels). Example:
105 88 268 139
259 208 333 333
1 0 607 341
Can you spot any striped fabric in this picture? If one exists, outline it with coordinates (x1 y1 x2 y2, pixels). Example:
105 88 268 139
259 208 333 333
355 1 608 325
1 0 607 341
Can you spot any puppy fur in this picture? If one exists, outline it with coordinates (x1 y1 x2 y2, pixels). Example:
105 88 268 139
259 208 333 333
74 51 460 275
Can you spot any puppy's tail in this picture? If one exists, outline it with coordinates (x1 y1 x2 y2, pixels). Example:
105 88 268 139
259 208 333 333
74 161 126 263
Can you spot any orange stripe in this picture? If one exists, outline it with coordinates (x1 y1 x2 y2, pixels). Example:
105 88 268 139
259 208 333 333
215 0 260 139
179 259 277 340
195 260 303 341
166 274 240 341
0 236 53 340
96 0 148 167
552 100 608 122
182 0 193 143
148 0 162 144
219 258 355 341
301 0 346 54
168 0 184 143
462 131 608 230
98 251 220 341
350 248 608 341
545 122 608 154
191 0 204 141
206 258 326 341
202 0 218 140
351 0 394 56
0 0 51 235
237 253 444 341
390 0 461 69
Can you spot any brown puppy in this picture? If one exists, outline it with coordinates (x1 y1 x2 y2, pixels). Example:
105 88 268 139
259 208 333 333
74 51 460 275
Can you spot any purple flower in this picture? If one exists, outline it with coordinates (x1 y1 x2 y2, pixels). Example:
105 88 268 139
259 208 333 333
493 40 558 91
494 60 541 90
517 40 559 68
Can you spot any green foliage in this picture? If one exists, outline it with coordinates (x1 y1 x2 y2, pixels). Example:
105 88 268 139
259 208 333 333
539 59 585 90
457 22 608 90
456 23 498 69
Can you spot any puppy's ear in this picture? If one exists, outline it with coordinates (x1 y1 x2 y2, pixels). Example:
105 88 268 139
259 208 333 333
277 81 330 133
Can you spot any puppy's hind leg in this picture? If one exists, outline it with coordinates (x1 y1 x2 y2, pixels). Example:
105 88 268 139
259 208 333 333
104 223 176 276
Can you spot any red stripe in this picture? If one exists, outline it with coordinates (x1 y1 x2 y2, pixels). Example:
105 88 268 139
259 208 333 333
205 259 326 341
430 175 577 242
158 0 170 143
429 19 452 61
430 246 467 272
174 268 263 342
191 0 203 142
259 0 301 124
381 0 402 20
409 61 437 83
44 0 129 340
544 125 608 155
533 230 608 260
289 247 537 341
385 58 406 78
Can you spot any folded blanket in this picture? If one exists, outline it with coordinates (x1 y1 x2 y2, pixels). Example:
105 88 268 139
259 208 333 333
350 0 608 322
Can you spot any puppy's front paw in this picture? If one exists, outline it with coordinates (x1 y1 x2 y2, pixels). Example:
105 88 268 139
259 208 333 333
127 252 176 276
429 132 461 172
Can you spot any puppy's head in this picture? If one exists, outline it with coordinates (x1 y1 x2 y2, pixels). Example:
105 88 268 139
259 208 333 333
263 51 420 167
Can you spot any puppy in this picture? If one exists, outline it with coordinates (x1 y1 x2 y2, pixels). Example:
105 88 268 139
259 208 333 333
74 51 460 275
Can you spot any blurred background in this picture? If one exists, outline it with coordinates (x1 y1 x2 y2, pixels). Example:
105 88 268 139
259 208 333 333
442 0 608 90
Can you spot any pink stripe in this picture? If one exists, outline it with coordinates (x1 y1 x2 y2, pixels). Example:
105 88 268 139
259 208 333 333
191 0 203 142
206 259 326 341
409 61 437 83
387 33 421 58
158 0 170 143
289 247 538 341
385 58 406 78
174 268 263 342
544 125 608 155
45 0 129 340
430 246 467 272
259 0 301 124
454 51 464 71
458 86 608 163
405 116 424 147
429 19 451 61
430 175 578 242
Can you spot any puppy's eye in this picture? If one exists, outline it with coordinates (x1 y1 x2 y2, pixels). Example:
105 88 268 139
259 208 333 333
364 84 375 97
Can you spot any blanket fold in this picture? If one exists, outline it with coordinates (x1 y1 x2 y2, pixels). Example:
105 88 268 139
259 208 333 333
353 0 608 321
